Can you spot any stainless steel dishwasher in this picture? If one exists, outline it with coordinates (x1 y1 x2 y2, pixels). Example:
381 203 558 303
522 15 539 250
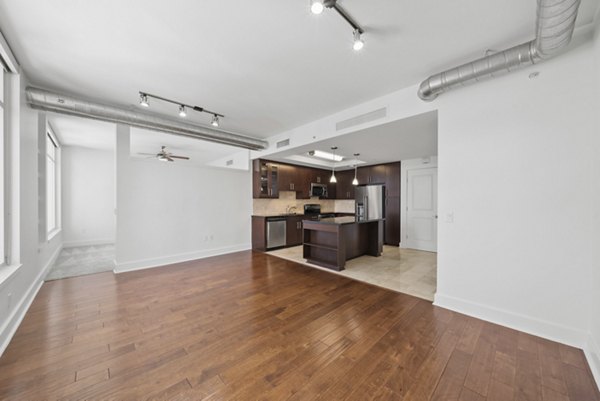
266 217 286 249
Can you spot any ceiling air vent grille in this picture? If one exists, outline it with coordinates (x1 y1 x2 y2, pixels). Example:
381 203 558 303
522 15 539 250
276 138 290 148
336 107 387 131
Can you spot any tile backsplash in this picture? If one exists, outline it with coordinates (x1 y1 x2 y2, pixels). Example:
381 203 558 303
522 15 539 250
253 191 355 215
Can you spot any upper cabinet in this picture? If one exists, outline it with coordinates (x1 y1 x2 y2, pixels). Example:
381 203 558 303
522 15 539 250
253 159 334 199
357 164 386 185
335 170 355 200
252 160 279 198
385 162 401 197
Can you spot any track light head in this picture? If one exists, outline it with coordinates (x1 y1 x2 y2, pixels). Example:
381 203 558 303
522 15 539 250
211 114 220 127
310 0 324 14
178 105 187 117
139 93 149 107
353 29 364 51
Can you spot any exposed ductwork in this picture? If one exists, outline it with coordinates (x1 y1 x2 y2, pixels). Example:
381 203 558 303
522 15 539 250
26 86 269 151
417 0 581 101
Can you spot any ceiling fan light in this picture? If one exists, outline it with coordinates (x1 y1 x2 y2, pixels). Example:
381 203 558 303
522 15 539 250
310 0 324 14
139 93 149 107
178 105 187 117
211 115 220 127
353 29 364 51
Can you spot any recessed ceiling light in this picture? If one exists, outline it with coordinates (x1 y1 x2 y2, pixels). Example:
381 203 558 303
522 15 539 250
310 149 343 162
310 0 324 14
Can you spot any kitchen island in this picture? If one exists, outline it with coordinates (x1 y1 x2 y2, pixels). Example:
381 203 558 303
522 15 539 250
302 216 384 271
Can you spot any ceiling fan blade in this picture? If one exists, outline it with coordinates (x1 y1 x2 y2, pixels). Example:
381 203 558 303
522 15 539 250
137 152 157 156
170 155 190 160
167 156 174 162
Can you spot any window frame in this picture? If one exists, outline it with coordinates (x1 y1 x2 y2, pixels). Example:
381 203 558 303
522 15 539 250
46 125 61 240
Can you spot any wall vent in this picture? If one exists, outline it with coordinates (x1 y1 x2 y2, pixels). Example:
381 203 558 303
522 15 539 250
226 159 234 166
336 107 387 131
276 138 290 148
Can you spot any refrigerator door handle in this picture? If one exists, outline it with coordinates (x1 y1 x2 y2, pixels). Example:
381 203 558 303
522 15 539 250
364 196 368 220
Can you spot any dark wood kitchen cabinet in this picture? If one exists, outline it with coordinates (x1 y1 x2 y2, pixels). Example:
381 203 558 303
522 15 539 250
357 164 386 185
335 170 356 199
286 215 304 246
385 162 401 197
385 196 401 246
252 160 279 198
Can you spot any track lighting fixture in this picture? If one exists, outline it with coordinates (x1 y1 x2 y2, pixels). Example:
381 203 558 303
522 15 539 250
138 91 224 126
330 146 338 183
353 29 364 51
310 0 324 14
139 93 149 107
352 153 360 185
309 0 365 51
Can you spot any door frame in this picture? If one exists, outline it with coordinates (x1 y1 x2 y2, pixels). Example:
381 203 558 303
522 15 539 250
400 157 438 250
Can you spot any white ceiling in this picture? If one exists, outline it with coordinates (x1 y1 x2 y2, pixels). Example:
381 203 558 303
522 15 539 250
1 0 597 139
49 115 115 150
268 110 438 169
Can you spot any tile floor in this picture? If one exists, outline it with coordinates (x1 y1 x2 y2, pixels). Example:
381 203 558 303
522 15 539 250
45 244 116 281
268 245 437 301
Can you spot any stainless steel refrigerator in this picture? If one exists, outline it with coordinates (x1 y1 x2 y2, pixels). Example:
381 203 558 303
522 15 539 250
355 184 385 221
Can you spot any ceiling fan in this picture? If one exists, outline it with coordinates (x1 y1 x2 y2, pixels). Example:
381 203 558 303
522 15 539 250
138 146 190 162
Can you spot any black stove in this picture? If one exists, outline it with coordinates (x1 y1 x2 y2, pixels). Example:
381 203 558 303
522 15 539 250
303 204 321 220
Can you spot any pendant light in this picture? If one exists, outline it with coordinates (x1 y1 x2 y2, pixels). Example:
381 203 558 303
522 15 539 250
352 153 359 185
330 146 338 183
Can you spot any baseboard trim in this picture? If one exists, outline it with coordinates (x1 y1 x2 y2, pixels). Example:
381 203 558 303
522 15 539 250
584 333 600 388
114 244 252 274
63 239 114 248
0 244 62 357
434 293 588 349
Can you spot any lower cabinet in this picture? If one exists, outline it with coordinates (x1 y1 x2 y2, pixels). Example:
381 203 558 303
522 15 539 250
384 196 400 246
286 216 304 247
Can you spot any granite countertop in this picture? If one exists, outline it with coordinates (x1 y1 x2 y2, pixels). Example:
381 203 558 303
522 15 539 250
307 216 384 225
252 213 306 218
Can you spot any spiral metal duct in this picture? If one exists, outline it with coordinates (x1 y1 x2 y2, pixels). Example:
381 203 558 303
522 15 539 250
26 86 269 151
418 0 581 101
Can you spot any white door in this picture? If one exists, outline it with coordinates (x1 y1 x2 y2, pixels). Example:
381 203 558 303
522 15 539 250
405 168 437 252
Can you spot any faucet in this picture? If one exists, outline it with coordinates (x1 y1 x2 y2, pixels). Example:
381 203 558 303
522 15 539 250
286 205 297 214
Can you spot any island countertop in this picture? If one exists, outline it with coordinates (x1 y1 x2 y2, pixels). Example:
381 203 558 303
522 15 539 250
309 216 384 225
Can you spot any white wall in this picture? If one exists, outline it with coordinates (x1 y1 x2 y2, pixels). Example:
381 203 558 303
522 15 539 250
588 14 600 384
115 126 252 272
435 33 596 347
0 74 62 353
61 146 115 247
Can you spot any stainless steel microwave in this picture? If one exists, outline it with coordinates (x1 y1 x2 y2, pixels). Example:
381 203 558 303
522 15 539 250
310 183 328 198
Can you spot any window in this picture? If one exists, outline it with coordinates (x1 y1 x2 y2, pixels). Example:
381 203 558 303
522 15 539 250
0 64 5 264
46 128 60 237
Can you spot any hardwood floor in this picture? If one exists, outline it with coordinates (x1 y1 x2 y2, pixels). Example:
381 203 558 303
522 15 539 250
0 251 598 400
